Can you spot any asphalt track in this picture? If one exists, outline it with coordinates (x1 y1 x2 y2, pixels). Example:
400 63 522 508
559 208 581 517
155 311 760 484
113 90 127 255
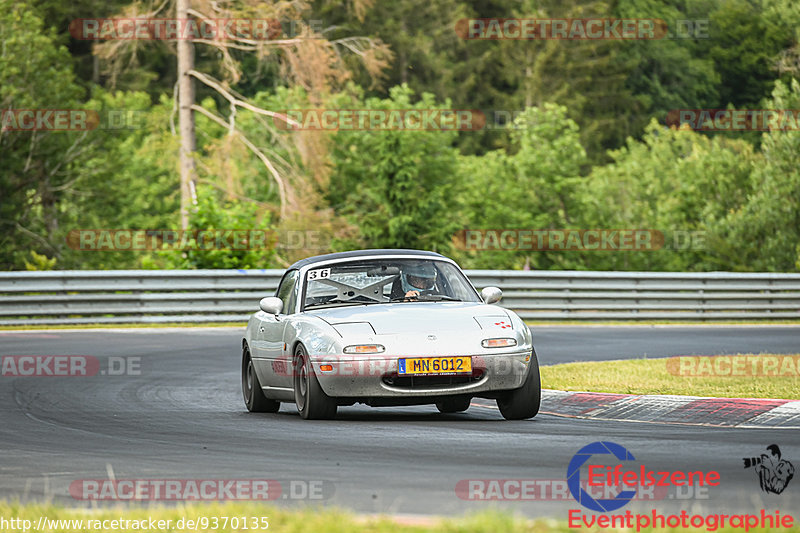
1 326 798 518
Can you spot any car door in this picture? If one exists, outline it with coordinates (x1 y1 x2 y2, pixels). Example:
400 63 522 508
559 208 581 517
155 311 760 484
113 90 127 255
255 269 299 392
271 270 301 390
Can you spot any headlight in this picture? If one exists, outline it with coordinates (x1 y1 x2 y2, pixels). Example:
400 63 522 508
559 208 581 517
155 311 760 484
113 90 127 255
343 344 385 354
481 338 517 348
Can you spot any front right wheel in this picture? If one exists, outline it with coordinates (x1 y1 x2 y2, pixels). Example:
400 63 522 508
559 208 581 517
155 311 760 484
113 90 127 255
497 348 541 420
242 345 280 413
293 344 337 420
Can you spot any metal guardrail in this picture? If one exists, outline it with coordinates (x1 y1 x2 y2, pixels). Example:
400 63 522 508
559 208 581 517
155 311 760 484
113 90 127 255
1 270 799 325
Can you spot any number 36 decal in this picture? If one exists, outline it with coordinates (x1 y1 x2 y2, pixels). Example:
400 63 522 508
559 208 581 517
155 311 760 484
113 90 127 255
308 268 331 280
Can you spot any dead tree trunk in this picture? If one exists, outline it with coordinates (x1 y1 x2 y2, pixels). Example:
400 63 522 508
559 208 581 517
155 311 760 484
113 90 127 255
177 0 197 230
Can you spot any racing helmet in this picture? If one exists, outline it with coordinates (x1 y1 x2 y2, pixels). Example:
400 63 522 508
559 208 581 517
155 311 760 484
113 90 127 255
402 262 437 292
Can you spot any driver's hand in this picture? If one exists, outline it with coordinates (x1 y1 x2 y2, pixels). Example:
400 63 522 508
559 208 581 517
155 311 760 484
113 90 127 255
404 290 420 299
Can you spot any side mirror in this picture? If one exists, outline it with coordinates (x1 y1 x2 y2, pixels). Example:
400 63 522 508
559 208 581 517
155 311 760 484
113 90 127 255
259 296 283 315
481 286 503 305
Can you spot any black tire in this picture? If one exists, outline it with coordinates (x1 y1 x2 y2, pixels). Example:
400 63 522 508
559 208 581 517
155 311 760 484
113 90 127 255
293 344 337 420
436 397 471 413
497 348 541 420
242 345 280 413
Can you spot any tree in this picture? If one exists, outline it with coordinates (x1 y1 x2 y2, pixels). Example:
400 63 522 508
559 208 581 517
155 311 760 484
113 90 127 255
764 0 800 78
614 0 720 141
465 0 646 163
454 104 587 269
699 0 793 108
94 0 391 227
579 120 758 271
0 0 84 268
714 79 800 271
144 185 277 269
327 85 461 252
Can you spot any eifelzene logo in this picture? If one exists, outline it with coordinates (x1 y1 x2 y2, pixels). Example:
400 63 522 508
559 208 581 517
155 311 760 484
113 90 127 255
567 441 721 513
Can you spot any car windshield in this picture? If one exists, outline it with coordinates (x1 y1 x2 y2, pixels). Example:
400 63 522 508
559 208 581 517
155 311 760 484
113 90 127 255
302 258 480 310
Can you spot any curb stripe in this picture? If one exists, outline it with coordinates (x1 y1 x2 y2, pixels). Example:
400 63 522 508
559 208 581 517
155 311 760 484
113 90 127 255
538 390 799 428
663 398 791 426
582 395 695 422
740 400 800 428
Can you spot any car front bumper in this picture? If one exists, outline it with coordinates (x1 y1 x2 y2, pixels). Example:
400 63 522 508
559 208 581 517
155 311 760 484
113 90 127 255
312 350 532 398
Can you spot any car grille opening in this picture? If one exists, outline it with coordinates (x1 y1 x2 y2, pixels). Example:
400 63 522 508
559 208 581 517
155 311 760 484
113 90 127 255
382 370 485 390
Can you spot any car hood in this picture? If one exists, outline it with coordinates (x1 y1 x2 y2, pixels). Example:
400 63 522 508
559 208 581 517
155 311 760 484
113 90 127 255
307 302 513 335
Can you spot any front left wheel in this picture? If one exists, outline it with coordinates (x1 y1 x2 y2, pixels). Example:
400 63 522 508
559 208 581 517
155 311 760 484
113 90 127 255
496 348 541 420
293 344 337 420
242 345 280 413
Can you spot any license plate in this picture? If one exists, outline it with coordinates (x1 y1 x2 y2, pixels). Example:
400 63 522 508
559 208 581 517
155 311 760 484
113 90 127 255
398 356 472 376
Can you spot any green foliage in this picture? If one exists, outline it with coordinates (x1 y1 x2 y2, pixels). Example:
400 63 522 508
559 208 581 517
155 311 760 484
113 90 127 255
578 121 758 271
30 0 134 93
454 105 586 269
489 0 640 162
53 91 180 269
0 0 84 269
1 0 799 273
23 251 57 271
713 80 800 271
144 186 277 269
327 85 461 253
0 0 82 107
614 0 720 140
700 0 794 108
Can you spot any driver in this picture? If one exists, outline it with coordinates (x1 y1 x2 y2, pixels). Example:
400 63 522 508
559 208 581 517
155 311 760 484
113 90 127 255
402 262 438 299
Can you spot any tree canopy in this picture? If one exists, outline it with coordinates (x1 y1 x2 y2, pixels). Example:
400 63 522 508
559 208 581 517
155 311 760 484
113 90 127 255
2 0 798 272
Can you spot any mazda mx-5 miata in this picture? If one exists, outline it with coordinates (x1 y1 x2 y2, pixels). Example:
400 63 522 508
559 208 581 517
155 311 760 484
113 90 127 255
241 249 540 420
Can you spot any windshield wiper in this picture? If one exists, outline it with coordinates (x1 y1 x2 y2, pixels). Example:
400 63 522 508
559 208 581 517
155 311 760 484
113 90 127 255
389 295 462 302
418 295 462 302
304 299 382 310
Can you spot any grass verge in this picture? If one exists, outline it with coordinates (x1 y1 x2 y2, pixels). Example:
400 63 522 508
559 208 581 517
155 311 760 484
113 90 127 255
541 354 800 399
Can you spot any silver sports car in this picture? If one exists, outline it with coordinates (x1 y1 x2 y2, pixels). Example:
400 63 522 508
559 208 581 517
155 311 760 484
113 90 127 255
241 249 540 420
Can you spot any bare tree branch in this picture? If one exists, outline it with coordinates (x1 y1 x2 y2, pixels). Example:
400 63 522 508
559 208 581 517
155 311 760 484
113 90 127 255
192 39 258 51
47 130 91 180
191 104 289 219
15 222 60 256
188 69 300 126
